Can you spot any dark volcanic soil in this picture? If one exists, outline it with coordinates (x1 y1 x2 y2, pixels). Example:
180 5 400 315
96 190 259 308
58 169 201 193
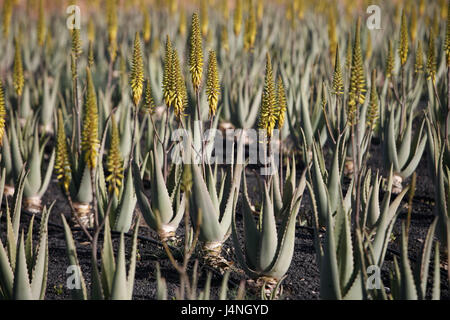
1 135 449 300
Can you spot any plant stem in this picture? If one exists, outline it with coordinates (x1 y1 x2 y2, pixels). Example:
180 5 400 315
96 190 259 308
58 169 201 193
400 65 407 134
163 107 170 181
196 89 206 176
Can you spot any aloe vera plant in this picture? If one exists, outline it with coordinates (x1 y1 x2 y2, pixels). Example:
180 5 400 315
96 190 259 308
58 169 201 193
8 115 55 213
186 135 244 261
382 107 427 193
389 220 441 300
309 168 409 299
231 166 307 297
60 215 140 300
133 146 185 242
0 170 52 300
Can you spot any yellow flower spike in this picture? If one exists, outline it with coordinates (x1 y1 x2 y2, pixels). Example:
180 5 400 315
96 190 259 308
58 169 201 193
366 32 372 61
415 40 424 74
206 50 220 117
410 6 417 44
88 19 95 42
332 44 344 95
221 25 229 52
399 9 409 66
162 35 174 108
106 0 118 62
81 68 99 169
258 53 277 139
348 18 366 125
386 40 395 78
296 0 305 20
256 0 263 22
130 32 144 107
244 0 257 51
88 40 94 68
172 49 188 121
345 34 352 71
168 0 177 15
441 0 448 19
328 7 337 64
144 79 156 114
179 10 186 36
106 115 124 197
446 0 450 67
276 76 287 130
13 37 24 98
37 0 46 47
221 0 230 21
189 13 204 92
200 0 209 38
143 10 151 43
0 80 6 146
2 0 13 38
367 70 379 130
426 30 436 84
419 0 425 16
71 28 83 58
234 0 242 36
55 109 72 192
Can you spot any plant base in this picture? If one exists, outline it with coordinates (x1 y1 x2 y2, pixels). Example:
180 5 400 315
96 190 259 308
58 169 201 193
4 185 15 197
246 276 283 299
201 241 234 273
23 196 42 214
344 158 354 177
392 174 403 194
158 225 177 243
72 202 94 228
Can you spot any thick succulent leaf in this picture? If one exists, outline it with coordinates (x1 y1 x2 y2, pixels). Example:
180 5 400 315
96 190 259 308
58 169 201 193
415 217 437 299
336 204 354 292
25 215 34 276
327 138 342 213
110 233 129 300
156 262 167 300
75 165 93 204
132 161 157 231
206 165 221 214
150 149 174 224
127 217 140 299
431 242 440 300
385 110 400 172
113 168 137 233
367 173 381 228
320 208 342 300
372 178 409 266
30 204 51 299
9 121 25 181
25 131 42 196
242 174 260 270
13 233 32 300
101 219 115 298
189 163 223 242
265 170 306 279
12 168 27 244
397 112 413 168
311 142 329 226
37 149 55 198
399 223 418 300
231 202 259 279
400 135 427 178
0 239 14 299
257 184 278 272
169 193 186 228
60 215 87 300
